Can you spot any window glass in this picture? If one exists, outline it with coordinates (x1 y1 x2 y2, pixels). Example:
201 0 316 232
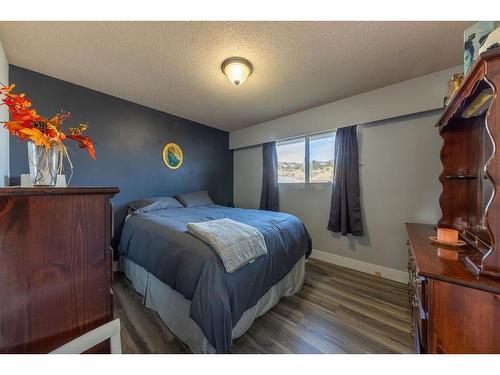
277 137 306 183
309 132 335 183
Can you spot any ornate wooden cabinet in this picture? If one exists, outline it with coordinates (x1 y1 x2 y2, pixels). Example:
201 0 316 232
406 49 500 354
0 187 119 353
406 223 500 353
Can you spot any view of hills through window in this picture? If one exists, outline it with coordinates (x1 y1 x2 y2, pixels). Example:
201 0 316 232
277 137 305 183
309 132 335 182
277 132 335 183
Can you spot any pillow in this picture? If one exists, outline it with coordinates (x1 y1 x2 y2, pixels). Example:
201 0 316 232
128 197 183 214
175 190 214 208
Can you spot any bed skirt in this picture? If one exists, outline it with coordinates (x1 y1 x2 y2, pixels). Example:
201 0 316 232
120 255 306 353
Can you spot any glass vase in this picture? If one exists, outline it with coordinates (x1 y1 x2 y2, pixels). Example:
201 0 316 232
27 142 60 186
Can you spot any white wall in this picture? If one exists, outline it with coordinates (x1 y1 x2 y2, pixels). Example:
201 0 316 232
233 111 443 275
230 66 460 149
0 39 8 186
232 67 459 276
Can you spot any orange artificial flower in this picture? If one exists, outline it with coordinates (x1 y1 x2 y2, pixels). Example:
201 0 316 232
0 83 15 93
19 128 52 148
67 134 96 159
0 83 95 159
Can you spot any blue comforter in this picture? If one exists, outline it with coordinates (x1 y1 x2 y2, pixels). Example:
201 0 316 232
118 205 311 353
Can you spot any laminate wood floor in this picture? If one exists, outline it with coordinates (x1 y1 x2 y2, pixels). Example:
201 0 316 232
113 258 414 354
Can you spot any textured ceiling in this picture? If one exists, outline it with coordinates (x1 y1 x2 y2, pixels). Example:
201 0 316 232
0 21 472 131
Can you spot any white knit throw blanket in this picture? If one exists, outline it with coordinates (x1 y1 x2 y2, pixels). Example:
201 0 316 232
187 218 267 273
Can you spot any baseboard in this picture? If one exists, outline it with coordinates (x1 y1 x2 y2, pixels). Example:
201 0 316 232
309 249 408 284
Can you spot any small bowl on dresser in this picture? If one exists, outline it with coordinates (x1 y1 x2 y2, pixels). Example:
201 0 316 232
429 228 466 247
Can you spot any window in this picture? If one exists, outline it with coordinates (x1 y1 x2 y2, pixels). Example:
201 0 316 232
277 137 306 183
277 131 335 184
309 132 335 183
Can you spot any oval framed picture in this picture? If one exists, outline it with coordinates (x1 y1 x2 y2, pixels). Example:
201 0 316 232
162 143 183 170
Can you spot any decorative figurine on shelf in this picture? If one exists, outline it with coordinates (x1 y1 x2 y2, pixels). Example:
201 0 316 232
463 21 495 75
446 73 464 105
478 27 500 55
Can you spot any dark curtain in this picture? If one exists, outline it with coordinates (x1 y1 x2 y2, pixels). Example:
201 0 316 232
259 142 280 211
328 125 363 236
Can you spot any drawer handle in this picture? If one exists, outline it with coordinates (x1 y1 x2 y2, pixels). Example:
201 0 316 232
412 295 418 308
412 294 427 321
415 277 421 288
408 270 419 287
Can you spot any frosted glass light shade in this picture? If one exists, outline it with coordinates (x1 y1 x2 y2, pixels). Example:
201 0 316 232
221 57 253 86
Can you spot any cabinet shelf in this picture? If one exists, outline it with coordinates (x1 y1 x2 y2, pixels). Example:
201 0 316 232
437 48 500 278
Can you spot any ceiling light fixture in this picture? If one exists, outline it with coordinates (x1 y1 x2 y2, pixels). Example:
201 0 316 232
221 57 253 86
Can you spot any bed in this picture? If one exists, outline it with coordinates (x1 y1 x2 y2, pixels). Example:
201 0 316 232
118 202 312 353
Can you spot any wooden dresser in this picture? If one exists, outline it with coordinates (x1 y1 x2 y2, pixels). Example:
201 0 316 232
406 49 500 354
0 187 119 353
406 223 500 354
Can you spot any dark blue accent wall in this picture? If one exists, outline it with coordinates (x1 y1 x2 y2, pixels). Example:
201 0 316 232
8 65 233 241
